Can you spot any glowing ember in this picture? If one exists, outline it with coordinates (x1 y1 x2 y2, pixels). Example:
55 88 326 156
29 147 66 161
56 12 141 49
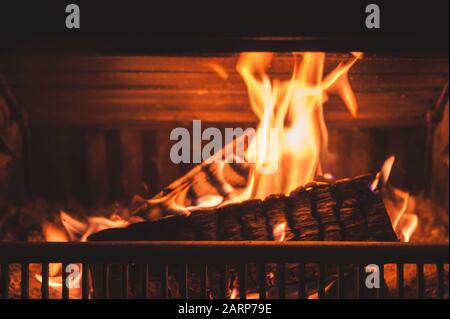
60 211 129 242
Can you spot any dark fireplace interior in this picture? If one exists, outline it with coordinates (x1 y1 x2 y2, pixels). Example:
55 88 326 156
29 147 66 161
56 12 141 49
0 50 448 299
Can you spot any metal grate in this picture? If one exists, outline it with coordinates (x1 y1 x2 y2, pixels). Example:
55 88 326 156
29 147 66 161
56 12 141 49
0 241 448 299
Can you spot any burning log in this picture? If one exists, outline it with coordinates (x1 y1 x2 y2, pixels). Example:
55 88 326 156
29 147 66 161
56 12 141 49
86 53 398 298
90 174 396 242
89 174 397 298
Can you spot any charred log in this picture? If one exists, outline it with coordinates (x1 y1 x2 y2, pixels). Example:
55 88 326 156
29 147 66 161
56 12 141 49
89 174 397 298
90 175 396 242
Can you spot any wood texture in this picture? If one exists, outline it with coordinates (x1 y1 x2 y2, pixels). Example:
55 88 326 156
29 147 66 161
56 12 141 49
89 174 397 298
1 54 447 128
89 175 397 242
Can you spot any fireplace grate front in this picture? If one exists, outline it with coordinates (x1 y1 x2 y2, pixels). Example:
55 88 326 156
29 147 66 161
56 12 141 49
0 241 448 299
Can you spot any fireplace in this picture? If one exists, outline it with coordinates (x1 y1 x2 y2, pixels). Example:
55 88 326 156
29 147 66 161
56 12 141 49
0 2 449 300
0 52 447 300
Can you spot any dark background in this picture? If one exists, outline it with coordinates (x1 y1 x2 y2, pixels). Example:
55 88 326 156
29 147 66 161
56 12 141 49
0 0 448 53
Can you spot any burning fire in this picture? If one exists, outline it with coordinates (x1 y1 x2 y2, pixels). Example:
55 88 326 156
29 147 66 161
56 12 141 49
35 212 129 298
36 52 419 298
372 156 418 242
235 52 360 200
140 52 363 212
273 222 287 242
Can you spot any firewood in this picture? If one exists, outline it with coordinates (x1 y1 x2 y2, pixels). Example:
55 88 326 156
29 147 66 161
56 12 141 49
89 174 397 242
89 174 397 298
264 194 295 241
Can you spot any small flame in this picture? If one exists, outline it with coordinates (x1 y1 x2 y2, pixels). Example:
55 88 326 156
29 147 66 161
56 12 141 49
371 155 395 191
37 221 83 297
35 212 128 298
201 62 229 80
187 195 223 210
230 287 238 299
41 222 68 276
372 156 418 242
273 222 287 242
60 211 129 242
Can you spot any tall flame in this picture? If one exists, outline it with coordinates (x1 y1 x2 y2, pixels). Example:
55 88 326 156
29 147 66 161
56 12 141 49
236 52 361 200
34 52 422 299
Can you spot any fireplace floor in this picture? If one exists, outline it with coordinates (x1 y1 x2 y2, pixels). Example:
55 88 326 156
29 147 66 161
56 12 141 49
2 195 448 299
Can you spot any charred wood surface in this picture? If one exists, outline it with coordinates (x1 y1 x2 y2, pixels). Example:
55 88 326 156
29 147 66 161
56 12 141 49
2 54 447 128
89 174 397 298
90 174 396 242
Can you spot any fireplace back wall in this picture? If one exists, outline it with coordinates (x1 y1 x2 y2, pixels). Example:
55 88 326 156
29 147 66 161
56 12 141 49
0 54 447 209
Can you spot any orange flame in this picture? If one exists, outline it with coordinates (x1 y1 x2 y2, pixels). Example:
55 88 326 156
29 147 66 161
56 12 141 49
230 287 238 299
236 52 361 200
35 212 128 298
38 52 362 251
372 156 418 242
37 221 82 297
201 62 229 80
273 222 287 242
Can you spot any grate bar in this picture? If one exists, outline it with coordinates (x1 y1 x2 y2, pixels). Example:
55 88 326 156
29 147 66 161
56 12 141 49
41 263 49 299
21 263 29 299
0 242 447 300
219 264 227 299
122 263 128 299
417 263 425 299
277 263 286 299
397 263 405 299
61 263 69 299
377 263 385 299
337 264 345 298
437 263 445 299
141 264 148 299
161 264 168 299
238 264 246 299
102 264 109 299
0 242 447 264
1 263 8 299
318 264 326 299
200 264 208 299
298 263 306 299
82 263 89 299
357 264 365 299
180 264 188 299
258 263 266 299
